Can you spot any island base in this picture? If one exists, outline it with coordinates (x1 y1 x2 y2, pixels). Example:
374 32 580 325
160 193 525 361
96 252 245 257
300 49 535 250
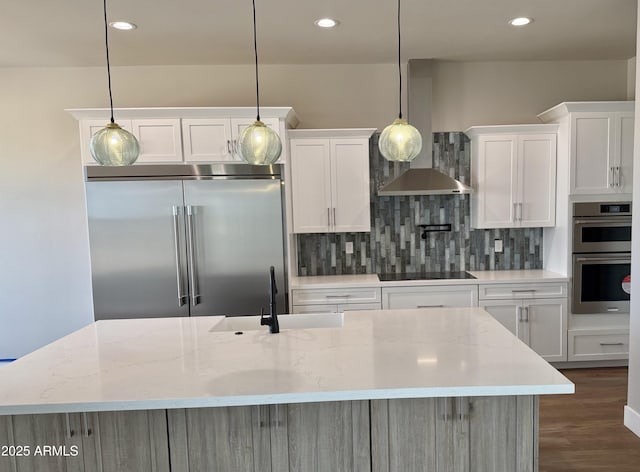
1 395 537 472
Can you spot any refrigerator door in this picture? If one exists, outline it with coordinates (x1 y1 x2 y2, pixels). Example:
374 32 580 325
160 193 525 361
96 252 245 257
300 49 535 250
86 181 190 320
184 179 287 317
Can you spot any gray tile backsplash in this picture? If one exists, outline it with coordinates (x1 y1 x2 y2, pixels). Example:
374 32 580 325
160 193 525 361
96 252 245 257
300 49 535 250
296 132 543 276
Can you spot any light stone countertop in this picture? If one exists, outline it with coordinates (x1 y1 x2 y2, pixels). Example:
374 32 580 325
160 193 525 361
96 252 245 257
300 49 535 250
0 308 573 415
290 270 568 289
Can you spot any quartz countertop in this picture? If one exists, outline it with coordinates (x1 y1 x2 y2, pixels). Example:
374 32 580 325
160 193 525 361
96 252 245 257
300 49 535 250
290 270 567 289
0 309 573 415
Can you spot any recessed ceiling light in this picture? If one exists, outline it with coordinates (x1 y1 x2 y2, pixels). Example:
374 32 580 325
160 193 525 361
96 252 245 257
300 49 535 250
509 17 532 27
314 18 339 28
109 21 137 31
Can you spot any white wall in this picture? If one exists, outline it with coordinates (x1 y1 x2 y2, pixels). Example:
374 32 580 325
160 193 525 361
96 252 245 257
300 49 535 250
625 5 640 439
0 60 630 358
431 60 630 131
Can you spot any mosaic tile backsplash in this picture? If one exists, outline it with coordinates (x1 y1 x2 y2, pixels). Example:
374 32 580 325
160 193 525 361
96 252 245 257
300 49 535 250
296 132 543 276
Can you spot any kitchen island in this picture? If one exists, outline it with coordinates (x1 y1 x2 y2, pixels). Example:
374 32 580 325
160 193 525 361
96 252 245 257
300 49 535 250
0 308 573 472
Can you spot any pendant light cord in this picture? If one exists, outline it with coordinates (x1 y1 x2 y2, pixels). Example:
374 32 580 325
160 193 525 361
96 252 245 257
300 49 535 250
397 0 402 120
102 0 115 124
251 0 261 122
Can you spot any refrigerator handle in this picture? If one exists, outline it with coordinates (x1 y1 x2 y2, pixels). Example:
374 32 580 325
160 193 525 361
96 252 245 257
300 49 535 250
186 205 200 306
172 206 187 307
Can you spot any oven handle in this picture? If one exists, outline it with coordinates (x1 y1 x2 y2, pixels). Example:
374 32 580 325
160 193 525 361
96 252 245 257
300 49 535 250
573 218 632 225
575 256 631 263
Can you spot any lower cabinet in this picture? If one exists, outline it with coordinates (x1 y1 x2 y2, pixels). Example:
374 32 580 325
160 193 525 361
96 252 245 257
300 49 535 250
0 411 169 472
480 298 567 362
371 396 537 472
0 397 538 472
168 402 371 472
382 285 478 309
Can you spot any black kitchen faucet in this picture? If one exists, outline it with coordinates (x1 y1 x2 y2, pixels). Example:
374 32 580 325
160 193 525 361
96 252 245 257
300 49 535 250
260 266 280 334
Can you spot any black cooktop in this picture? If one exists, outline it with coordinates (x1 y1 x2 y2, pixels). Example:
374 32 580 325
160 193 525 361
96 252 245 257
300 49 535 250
378 271 477 281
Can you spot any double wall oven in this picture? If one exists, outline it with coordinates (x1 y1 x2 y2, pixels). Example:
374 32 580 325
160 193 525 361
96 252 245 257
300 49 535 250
572 202 632 314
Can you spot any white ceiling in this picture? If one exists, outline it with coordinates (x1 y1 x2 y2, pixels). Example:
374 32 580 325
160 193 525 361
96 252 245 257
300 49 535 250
1 0 636 67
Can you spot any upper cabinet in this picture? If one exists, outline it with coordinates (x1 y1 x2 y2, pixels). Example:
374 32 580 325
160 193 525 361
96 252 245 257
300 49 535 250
68 108 297 166
182 117 279 162
466 125 558 229
538 101 634 195
289 129 375 233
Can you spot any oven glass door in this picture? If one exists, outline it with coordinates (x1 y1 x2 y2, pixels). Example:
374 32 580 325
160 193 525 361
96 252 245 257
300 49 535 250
572 217 632 253
572 253 631 314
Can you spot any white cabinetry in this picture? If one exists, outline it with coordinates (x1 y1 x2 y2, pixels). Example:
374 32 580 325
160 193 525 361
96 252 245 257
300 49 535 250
478 282 568 362
466 125 558 229
68 108 297 166
292 286 381 313
382 285 478 309
79 118 182 164
181 117 279 162
568 328 630 361
538 101 634 195
289 129 375 233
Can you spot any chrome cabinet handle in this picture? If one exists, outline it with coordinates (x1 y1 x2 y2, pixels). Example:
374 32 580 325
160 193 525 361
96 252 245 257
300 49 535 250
226 140 232 154
511 289 536 293
518 202 523 222
186 206 200 306
327 208 331 228
600 342 624 346
575 256 630 263
333 208 336 227
326 294 351 299
172 206 187 307
513 203 517 221
609 166 614 188
616 166 621 188
573 218 632 225
417 304 445 308
518 306 523 322
232 140 238 156
524 306 529 322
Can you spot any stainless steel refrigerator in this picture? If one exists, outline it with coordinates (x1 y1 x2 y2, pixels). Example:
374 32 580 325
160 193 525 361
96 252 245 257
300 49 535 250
84 164 287 320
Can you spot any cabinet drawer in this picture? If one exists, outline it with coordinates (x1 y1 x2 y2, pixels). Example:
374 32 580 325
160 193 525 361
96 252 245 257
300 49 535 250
292 302 381 314
568 330 629 361
292 287 381 305
382 285 478 309
478 282 567 300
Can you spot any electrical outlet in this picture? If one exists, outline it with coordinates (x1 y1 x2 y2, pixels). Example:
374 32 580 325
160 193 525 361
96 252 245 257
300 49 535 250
494 239 503 253
345 242 354 254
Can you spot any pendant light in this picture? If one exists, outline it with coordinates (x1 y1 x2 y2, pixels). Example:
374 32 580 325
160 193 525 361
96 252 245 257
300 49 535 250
236 0 282 165
378 0 422 162
89 0 140 166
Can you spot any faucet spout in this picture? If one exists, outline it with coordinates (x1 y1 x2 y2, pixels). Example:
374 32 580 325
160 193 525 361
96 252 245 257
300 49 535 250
260 266 279 333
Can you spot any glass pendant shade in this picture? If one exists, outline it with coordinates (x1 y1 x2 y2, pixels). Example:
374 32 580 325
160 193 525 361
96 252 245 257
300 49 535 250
90 123 140 166
379 118 422 162
236 120 282 165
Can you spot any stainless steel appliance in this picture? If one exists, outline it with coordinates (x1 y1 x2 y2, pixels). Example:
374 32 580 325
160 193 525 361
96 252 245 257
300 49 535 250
85 164 287 320
572 201 631 314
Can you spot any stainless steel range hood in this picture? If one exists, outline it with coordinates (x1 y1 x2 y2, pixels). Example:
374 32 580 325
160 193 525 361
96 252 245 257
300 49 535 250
378 59 472 196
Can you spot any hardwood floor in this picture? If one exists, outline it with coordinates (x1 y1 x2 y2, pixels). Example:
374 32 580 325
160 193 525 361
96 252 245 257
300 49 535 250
539 367 640 471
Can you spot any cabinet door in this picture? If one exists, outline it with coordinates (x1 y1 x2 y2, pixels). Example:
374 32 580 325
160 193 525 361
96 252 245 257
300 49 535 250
571 113 614 194
83 410 170 472
615 112 634 193
473 135 518 228
290 139 332 233
271 401 371 472
330 138 371 232
517 134 556 227
479 300 523 341
131 119 183 163
382 285 478 309
524 298 567 362
167 406 270 472
80 119 133 165
182 118 234 162
0 414 84 472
